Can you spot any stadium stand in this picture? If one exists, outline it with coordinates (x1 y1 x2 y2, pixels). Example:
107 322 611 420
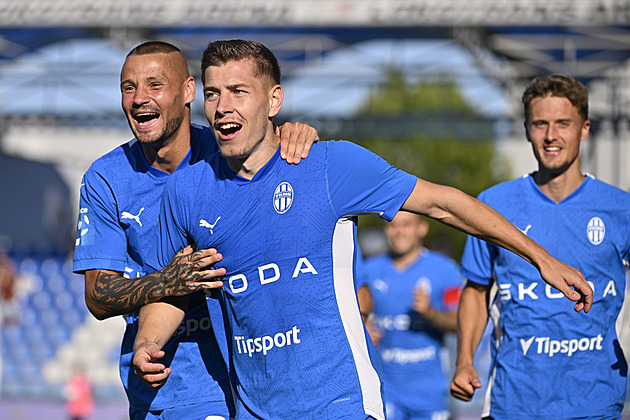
1 248 125 400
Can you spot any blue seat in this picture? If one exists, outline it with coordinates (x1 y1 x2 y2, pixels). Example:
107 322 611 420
1 253 123 399
46 323 70 347
61 306 83 328
54 290 74 311
19 305 39 327
31 289 52 311
40 257 61 277
46 273 67 295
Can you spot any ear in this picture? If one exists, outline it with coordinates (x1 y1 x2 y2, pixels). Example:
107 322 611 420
184 76 196 105
268 84 283 118
580 119 591 143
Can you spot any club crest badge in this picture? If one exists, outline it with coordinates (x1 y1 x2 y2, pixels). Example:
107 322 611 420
273 182 294 214
587 216 605 245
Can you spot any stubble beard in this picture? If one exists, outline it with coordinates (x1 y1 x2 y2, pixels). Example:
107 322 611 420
130 112 186 147
217 132 265 161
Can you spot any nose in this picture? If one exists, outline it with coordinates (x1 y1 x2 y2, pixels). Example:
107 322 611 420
216 93 233 115
545 123 558 141
132 85 150 106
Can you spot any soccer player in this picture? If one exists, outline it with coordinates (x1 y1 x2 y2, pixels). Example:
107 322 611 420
450 74 630 419
133 40 591 420
72 41 318 420
362 211 462 420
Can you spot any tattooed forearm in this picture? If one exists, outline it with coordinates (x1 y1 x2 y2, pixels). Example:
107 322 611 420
88 271 166 319
86 247 223 320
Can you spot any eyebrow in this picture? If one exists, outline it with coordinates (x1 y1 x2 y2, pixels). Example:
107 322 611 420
531 117 574 123
204 82 251 92
121 75 168 85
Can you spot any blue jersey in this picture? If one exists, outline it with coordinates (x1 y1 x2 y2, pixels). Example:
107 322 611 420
364 251 462 416
148 140 417 420
460 174 630 420
73 125 233 413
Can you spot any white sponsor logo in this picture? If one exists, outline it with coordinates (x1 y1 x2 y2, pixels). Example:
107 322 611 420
430 411 450 420
273 182 294 214
234 326 301 357
123 266 143 279
520 334 604 357
199 216 221 234
587 216 605 245
121 207 145 226
75 207 90 246
375 314 411 331
520 224 532 235
499 280 614 300
227 257 318 294
372 278 389 293
381 346 437 364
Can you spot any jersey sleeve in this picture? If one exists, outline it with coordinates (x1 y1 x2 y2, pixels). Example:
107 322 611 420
72 168 127 273
434 257 463 312
145 175 191 272
326 141 417 222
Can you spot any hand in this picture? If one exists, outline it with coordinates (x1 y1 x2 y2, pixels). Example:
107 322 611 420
276 122 319 164
161 246 226 296
450 363 482 402
365 316 383 349
133 342 172 389
538 257 592 313
412 282 431 315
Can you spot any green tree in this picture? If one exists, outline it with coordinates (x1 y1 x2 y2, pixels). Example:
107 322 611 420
355 67 510 260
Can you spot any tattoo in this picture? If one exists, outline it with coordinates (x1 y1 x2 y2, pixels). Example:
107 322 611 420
88 249 219 318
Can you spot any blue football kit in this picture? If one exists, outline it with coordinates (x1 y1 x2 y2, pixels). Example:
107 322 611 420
365 251 461 420
460 174 630 420
148 140 418 420
73 125 233 418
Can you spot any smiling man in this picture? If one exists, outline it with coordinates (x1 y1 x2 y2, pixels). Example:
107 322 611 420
132 41 592 420
73 41 318 420
450 75 630 419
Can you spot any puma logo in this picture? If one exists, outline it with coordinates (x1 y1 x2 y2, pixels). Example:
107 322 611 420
199 216 221 234
122 207 145 227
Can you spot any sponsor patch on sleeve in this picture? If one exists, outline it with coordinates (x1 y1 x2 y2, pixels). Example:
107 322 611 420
442 286 462 309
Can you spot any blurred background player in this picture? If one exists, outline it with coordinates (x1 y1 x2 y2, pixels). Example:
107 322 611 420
72 41 318 420
0 247 17 326
361 211 462 420
450 74 630 419
0 246 18 395
64 362 94 420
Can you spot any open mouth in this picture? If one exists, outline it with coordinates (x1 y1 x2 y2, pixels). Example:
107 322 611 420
217 122 242 137
133 112 160 128
544 146 561 153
